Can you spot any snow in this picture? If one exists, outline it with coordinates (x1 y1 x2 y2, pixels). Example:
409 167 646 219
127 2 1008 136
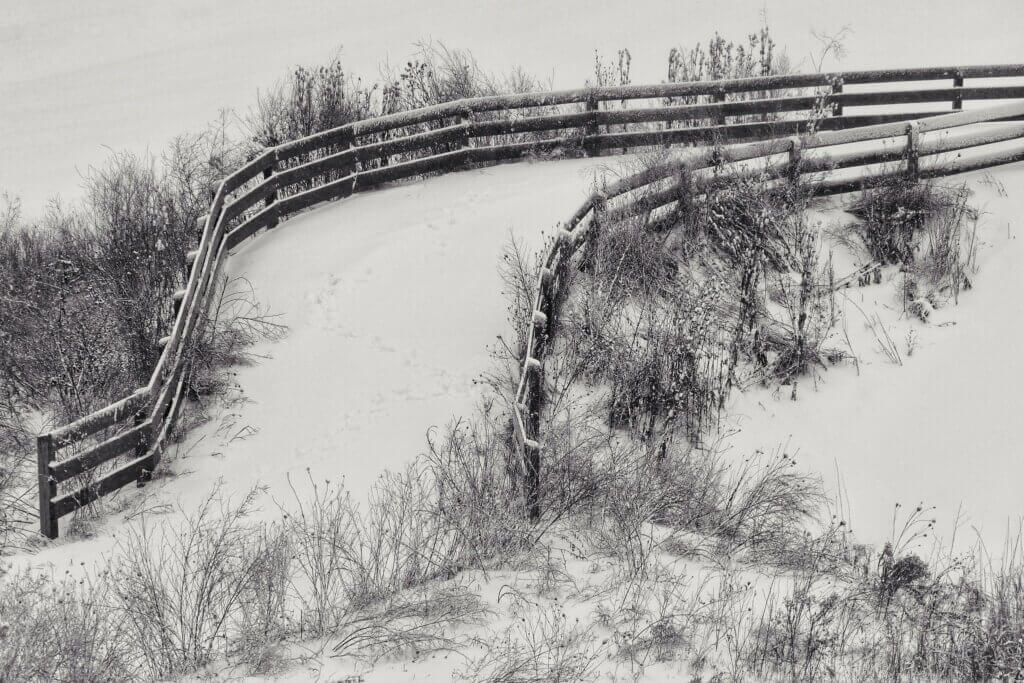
14 142 1023 574
724 163 1024 554
16 156 620 574
4 0 1024 217
6 5 1024 674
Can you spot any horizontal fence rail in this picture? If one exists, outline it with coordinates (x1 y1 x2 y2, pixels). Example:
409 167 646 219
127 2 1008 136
35 63 1024 537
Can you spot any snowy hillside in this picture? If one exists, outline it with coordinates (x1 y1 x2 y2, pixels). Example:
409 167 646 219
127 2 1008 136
726 163 1024 551
17 157 620 574
3 142 1023 682
14 144 1024 571
5 4 1024 676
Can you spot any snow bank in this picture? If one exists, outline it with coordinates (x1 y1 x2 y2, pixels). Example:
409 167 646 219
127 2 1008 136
726 163 1024 553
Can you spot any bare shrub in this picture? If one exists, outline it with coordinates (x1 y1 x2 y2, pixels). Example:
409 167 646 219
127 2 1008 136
596 568 694 669
246 56 378 149
460 589 606 682
913 182 979 304
664 25 794 128
282 409 529 638
330 583 488 663
108 487 268 678
847 179 972 268
762 217 841 388
233 523 293 675
188 275 287 399
0 569 137 682
560 171 737 446
382 41 552 118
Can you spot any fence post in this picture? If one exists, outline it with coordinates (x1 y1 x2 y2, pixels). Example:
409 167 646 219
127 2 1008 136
263 153 278 209
832 79 844 117
713 88 727 126
788 136 802 183
37 434 57 539
135 410 153 486
337 128 356 177
953 71 964 110
457 107 472 166
578 197 607 272
196 212 207 246
906 121 921 180
523 338 549 520
265 151 281 228
584 96 599 157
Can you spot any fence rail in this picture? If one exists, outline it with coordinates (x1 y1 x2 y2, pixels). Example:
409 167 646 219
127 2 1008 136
35 63 1024 537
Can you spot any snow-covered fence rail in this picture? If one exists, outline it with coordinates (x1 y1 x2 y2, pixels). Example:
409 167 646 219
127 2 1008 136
36 63 1024 537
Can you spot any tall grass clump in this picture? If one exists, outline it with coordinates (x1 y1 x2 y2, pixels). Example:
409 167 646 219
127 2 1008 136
663 25 794 127
247 56 378 149
847 179 979 320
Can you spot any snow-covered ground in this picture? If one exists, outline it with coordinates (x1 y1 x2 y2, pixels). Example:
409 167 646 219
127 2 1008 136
6 4 1024 679
14 144 1024 574
726 162 1024 555
18 156 621 574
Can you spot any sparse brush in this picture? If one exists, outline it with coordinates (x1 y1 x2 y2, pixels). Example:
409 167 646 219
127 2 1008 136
107 486 268 678
331 583 488 664
247 56 378 150
233 523 293 675
381 40 558 152
280 408 529 639
188 274 287 399
496 233 543 365
459 591 606 682
763 218 841 387
382 42 498 114
665 26 788 123
914 182 979 304
846 180 980 324
0 569 138 682
708 449 826 558
693 174 797 272
596 563 695 669
847 179 974 269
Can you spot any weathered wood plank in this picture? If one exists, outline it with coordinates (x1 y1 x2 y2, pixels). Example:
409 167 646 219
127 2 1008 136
225 205 282 250
275 174 356 216
49 388 150 449
221 177 279 225
50 422 151 483
51 453 152 519
275 149 357 189
467 138 571 163
356 149 469 187
468 111 591 137
222 149 276 195
353 123 468 162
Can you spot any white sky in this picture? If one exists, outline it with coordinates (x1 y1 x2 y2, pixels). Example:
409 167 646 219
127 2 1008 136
2 0 1023 215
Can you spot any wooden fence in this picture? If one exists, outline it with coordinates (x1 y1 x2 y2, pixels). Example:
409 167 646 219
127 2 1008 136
36 63 1024 537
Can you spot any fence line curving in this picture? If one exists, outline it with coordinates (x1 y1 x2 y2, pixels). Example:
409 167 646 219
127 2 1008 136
35 64 1024 537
